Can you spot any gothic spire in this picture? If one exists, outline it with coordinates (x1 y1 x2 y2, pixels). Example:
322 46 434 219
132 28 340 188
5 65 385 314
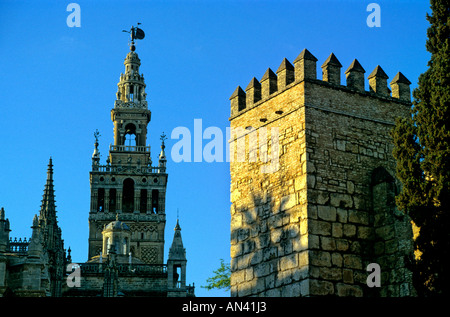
39 157 64 258
37 158 65 297
39 157 57 225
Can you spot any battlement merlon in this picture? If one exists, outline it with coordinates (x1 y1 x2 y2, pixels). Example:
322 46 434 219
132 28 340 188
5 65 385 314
229 49 412 119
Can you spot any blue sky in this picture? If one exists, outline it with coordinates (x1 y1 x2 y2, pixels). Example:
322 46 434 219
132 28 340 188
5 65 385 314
0 0 431 297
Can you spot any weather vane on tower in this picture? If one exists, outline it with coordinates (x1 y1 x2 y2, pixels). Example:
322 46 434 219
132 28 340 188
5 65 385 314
160 132 167 147
94 129 101 143
122 23 145 51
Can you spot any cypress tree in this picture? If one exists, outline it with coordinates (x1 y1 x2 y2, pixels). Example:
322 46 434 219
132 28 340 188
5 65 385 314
391 0 449 296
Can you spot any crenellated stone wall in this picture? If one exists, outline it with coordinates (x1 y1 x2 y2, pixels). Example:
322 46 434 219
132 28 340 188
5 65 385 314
229 49 416 297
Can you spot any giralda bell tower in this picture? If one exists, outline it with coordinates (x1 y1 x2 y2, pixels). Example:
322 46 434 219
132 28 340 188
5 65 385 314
88 27 168 264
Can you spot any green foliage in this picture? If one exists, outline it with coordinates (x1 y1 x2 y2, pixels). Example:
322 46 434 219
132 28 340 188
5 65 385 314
391 0 449 296
202 259 231 291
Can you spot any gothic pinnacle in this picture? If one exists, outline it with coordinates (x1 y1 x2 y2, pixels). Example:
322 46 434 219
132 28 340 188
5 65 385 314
47 157 53 180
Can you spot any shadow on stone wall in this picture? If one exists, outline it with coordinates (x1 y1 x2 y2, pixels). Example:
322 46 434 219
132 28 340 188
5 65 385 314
230 162 310 296
230 165 416 297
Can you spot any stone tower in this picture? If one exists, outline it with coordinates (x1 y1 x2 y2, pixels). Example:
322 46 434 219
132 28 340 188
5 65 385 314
60 32 195 297
88 40 168 266
229 49 415 297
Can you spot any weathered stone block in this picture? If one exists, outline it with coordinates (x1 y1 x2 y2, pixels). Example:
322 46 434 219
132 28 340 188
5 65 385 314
254 262 269 278
263 246 278 261
342 269 354 284
343 254 362 270
309 234 320 249
319 267 342 281
293 266 309 281
253 277 265 294
294 176 306 191
279 254 298 271
353 195 368 210
243 208 257 224
336 239 349 252
265 273 275 289
245 267 254 281
310 279 334 296
271 228 283 244
231 213 242 229
310 251 331 267
237 228 250 241
265 288 281 297
348 210 369 225
310 190 330 205
332 223 343 238
331 252 343 267
231 269 246 285
276 269 294 287
243 239 255 254
336 208 348 223
346 181 355 194
321 236 336 251
357 226 373 240
231 243 243 258
309 219 331 236
281 193 296 211
293 234 308 252
256 233 270 249
343 224 356 237
336 283 363 297
330 193 353 208
250 249 263 265
318 205 337 222
237 281 254 297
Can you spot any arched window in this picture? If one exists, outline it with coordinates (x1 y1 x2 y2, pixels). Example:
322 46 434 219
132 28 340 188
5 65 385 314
129 85 134 101
97 188 105 212
109 189 116 213
173 264 181 288
125 134 136 147
152 189 159 213
124 123 137 147
122 178 135 213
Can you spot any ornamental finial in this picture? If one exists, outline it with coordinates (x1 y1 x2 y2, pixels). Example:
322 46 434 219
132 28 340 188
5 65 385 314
94 129 101 143
160 132 167 144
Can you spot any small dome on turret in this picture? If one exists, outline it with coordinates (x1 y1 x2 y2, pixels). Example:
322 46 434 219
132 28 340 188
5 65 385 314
105 220 130 231
124 51 141 66
104 214 130 231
